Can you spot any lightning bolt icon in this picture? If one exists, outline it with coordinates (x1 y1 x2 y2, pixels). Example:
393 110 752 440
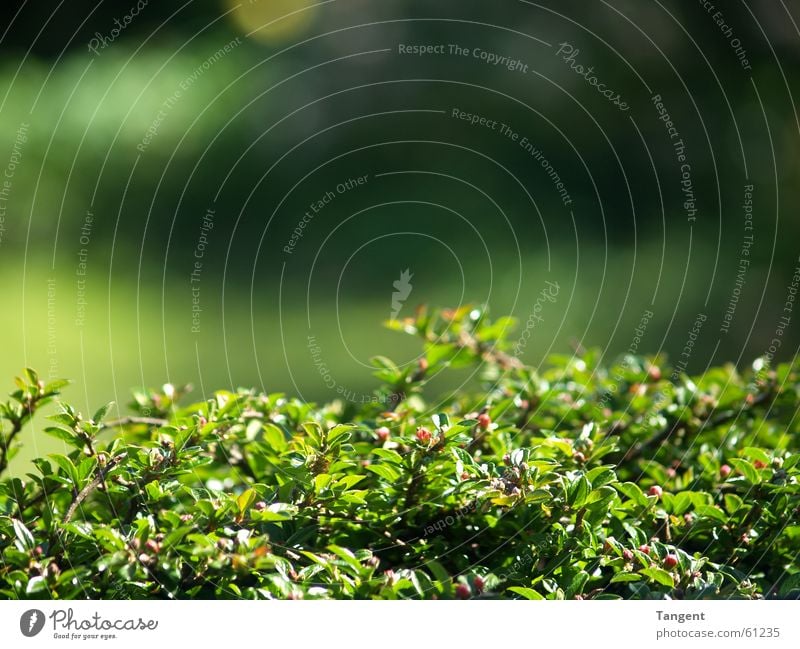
28 611 38 632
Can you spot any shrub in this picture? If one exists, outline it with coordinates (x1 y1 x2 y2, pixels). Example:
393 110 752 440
1 306 799 599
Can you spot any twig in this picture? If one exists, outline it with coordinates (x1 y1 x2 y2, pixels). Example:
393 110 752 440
385 389 407 413
623 421 683 463
0 417 24 477
574 506 586 531
515 397 537 431
0 395 39 477
320 511 409 547
456 332 522 371
403 466 425 513
622 389 774 463
63 454 126 524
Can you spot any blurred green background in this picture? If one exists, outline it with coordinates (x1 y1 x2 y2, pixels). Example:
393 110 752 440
1 1 799 470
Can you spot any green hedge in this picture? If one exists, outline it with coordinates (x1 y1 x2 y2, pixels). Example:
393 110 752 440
1 306 798 599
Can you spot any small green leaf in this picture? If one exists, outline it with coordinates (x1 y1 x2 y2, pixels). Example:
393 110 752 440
44 379 70 393
611 572 643 583
585 486 617 511
724 494 743 514
741 447 771 466
670 492 693 515
640 567 674 588
326 424 354 446
48 413 75 427
43 426 79 447
566 570 590 597
26 576 47 595
327 545 363 574
252 503 296 522
301 422 323 446
568 474 591 507
335 475 366 490
426 560 450 587
729 458 760 484
92 401 115 423
12 519 35 552
145 481 163 501
617 482 649 506
507 586 544 600
372 448 404 465
263 423 288 451
236 488 257 515
424 343 459 367
586 466 617 487
491 495 517 506
314 474 333 494
49 454 80 486
695 505 727 522
366 464 401 482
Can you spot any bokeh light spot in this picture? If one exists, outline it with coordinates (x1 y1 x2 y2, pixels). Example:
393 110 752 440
227 0 318 44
